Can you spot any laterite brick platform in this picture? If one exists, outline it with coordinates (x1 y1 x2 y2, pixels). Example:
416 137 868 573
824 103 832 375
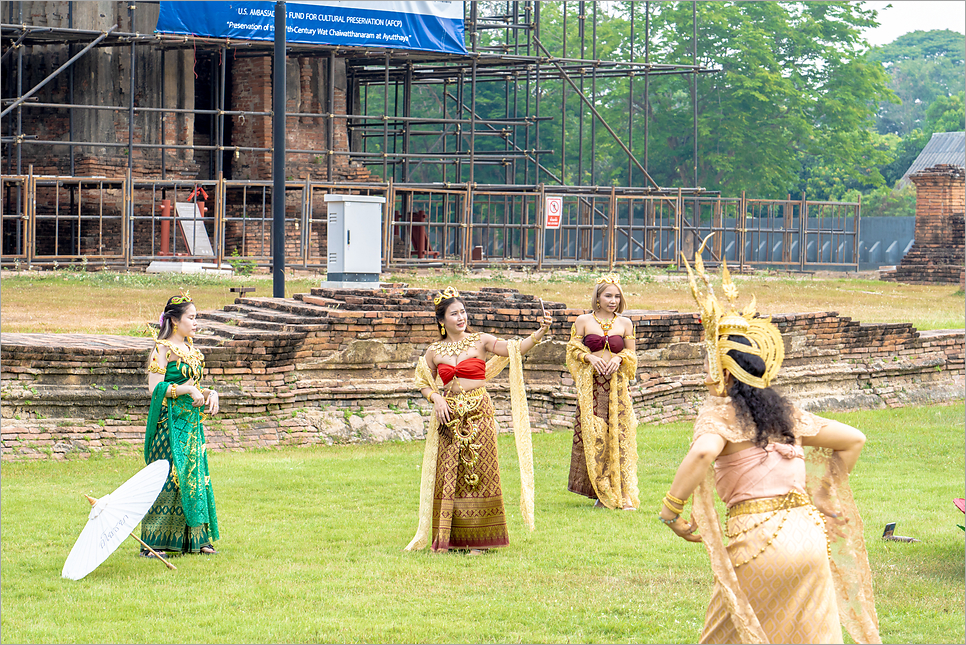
2 286 963 460
882 164 965 284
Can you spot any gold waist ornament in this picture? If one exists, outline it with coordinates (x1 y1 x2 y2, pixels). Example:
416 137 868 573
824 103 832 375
727 490 811 518
443 387 489 488
724 491 825 567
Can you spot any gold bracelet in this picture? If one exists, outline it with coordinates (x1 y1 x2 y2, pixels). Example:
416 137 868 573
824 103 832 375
666 492 687 506
168 383 178 399
662 497 684 515
425 392 435 404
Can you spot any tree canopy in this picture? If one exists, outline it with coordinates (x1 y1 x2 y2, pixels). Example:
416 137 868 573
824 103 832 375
470 1 895 198
366 2 959 206
870 29 966 137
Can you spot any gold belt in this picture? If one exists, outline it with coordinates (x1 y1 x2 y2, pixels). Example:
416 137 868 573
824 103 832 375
727 491 811 519
443 386 488 417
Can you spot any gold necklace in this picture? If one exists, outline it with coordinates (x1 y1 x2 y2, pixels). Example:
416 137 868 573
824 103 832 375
433 332 480 357
592 312 615 334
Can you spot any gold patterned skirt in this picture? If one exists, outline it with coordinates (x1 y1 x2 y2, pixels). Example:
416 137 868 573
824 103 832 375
431 387 509 552
700 502 842 644
568 373 638 509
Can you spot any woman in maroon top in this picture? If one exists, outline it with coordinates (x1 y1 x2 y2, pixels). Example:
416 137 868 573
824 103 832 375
412 287 551 553
565 274 640 510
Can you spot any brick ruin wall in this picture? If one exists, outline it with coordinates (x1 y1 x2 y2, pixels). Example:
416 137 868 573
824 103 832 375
1 287 963 461
5 2 372 260
882 164 965 285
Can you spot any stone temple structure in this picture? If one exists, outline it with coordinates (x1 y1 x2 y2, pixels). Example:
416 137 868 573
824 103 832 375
882 164 965 285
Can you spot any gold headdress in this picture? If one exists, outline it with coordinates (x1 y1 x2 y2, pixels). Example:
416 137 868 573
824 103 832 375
590 273 627 314
592 274 626 313
433 286 460 307
170 290 192 305
681 234 784 394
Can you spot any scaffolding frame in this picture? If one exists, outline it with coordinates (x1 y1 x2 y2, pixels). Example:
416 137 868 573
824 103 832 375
3 2 713 183
1 1 860 271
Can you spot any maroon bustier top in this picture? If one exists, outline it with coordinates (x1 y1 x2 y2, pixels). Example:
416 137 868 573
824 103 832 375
584 334 625 353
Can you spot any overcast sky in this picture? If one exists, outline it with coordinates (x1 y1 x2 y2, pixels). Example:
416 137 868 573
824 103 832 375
862 0 966 47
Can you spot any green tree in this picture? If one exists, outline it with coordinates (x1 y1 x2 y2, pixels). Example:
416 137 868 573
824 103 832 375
870 29 966 136
364 1 896 200
641 1 892 197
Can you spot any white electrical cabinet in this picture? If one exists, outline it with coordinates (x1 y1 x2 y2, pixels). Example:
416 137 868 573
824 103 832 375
324 194 386 283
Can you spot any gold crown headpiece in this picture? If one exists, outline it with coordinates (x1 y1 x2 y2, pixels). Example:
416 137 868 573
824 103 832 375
681 234 784 394
170 290 192 305
433 286 460 307
596 274 621 286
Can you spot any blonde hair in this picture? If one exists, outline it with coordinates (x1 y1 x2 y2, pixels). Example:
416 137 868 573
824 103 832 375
591 281 626 314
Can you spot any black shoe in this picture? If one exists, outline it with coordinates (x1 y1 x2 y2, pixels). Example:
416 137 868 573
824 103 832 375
140 549 168 559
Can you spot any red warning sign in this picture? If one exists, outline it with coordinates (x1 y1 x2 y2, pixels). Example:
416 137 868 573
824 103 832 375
545 195 562 229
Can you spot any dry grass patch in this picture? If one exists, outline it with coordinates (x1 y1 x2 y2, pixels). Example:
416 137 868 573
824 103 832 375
0 271 323 335
0 268 962 335
388 268 965 331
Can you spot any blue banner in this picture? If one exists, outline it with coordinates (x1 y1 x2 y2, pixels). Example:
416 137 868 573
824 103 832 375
156 1 466 55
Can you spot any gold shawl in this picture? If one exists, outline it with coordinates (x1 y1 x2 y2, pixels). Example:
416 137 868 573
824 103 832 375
564 330 640 510
405 340 535 551
690 396 881 644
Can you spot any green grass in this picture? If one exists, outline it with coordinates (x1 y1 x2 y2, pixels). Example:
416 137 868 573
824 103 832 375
1 403 963 643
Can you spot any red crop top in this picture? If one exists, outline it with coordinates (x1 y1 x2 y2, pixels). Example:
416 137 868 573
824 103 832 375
584 334 625 353
437 358 486 385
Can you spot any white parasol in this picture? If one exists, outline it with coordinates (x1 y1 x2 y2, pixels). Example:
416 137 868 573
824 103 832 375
62 459 177 580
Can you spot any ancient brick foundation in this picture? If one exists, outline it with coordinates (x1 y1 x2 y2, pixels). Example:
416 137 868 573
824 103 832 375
882 164 965 285
2 287 963 461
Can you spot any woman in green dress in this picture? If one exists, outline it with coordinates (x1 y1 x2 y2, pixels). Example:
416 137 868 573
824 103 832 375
140 291 220 556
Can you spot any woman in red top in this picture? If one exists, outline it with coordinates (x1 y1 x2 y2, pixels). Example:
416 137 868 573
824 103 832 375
411 286 551 553
565 274 640 510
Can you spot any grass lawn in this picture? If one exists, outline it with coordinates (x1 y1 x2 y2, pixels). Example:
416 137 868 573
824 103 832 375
1 268 963 334
2 403 962 643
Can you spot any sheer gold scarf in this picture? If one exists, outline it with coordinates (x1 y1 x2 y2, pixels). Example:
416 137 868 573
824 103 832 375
565 333 640 510
405 340 535 551
690 396 881 643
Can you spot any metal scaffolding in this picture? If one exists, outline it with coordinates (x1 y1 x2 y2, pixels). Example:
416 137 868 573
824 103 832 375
1 1 860 271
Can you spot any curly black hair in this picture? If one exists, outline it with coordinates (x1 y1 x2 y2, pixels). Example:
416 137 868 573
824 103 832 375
724 336 795 448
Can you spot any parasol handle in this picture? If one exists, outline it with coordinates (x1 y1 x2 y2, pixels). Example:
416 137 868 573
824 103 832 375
129 534 177 571
84 494 177 571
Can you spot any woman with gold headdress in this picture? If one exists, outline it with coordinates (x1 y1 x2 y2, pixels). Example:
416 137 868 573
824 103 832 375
565 274 640 510
405 286 552 553
140 291 220 557
659 237 879 644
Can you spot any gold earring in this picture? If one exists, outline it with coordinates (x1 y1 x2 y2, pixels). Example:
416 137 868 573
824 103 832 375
440 324 446 337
